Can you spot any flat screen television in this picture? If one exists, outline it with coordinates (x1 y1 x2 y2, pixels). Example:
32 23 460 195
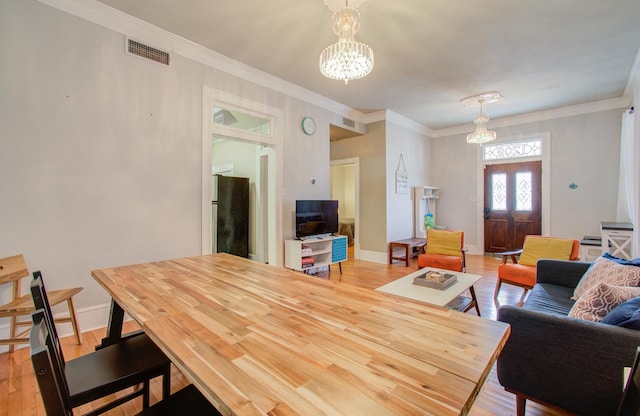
295 200 339 239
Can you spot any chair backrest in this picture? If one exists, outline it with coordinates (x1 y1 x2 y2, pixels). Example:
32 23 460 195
425 229 464 257
617 346 640 416
31 271 66 366
518 235 580 266
0 254 29 301
30 310 72 416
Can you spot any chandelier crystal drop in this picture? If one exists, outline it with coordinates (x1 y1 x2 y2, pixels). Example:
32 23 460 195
466 101 497 144
319 6 374 84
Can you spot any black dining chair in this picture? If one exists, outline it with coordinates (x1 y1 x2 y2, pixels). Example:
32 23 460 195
30 272 171 415
30 309 222 416
618 346 640 416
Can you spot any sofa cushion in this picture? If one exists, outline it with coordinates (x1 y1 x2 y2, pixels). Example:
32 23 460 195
572 256 640 300
498 263 537 287
518 237 574 267
602 297 640 329
417 253 463 272
523 283 575 316
568 283 640 322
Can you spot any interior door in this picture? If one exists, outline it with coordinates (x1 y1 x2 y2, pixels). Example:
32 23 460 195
484 161 542 252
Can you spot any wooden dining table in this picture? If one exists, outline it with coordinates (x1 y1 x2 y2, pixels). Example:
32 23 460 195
92 253 510 416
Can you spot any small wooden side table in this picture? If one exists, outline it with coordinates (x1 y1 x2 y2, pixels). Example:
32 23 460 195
389 238 427 266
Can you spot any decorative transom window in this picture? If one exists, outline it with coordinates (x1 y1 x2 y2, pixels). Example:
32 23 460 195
483 138 543 161
213 107 271 135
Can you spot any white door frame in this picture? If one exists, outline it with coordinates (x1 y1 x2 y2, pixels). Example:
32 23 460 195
475 132 551 254
330 157 360 259
202 87 283 265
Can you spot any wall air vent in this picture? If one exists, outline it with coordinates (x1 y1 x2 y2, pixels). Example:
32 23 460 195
127 38 170 65
342 117 355 128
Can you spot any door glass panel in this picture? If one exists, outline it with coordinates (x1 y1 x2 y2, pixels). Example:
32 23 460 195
515 171 532 211
492 173 507 210
213 107 270 134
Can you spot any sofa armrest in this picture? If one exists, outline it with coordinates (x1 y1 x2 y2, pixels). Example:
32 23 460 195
535 259 591 288
497 305 640 416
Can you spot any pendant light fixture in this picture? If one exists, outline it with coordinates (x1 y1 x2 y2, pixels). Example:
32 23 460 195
319 1 374 84
460 91 503 144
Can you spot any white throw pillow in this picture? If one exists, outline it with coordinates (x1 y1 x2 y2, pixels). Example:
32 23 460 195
572 256 640 300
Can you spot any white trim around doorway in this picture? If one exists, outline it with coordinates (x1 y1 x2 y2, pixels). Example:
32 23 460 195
331 157 361 260
475 132 551 255
202 86 284 265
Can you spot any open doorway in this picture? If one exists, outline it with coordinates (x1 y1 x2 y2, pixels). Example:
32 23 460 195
331 158 360 259
202 87 282 265
212 137 268 261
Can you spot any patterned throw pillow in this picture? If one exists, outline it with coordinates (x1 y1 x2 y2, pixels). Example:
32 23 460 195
572 256 640 300
568 283 640 322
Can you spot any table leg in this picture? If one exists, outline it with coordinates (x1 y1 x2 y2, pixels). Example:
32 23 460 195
97 299 145 349
98 299 125 349
469 286 481 316
404 245 410 267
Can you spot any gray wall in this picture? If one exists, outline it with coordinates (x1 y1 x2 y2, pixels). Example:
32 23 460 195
330 120 432 258
330 122 387 254
385 120 432 242
432 109 622 248
0 0 340 316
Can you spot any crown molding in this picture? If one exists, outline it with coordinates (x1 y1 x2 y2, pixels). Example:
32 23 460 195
37 0 361 121
432 97 631 138
34 0 637 138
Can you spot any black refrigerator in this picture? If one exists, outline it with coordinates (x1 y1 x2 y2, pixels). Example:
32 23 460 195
212 174 249 258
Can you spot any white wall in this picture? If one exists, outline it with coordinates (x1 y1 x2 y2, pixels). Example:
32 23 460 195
385 120 432 242
330 164 356 218
0 0 343 346
432 109 622 249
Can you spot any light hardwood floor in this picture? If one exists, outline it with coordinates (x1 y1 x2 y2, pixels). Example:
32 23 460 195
0 251 573 416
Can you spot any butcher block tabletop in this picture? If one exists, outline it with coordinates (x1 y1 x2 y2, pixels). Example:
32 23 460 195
92 253 510 416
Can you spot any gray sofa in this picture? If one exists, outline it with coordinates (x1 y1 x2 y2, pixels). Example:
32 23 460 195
497 259 640 416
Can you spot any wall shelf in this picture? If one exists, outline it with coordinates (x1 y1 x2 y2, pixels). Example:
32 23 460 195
414 186 439 238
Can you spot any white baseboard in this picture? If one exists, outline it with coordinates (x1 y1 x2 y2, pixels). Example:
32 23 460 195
358 250 388 264
0 302 114 353
359 245 481 265
465 245 480 255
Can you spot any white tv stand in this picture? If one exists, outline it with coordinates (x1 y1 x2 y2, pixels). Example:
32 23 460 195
284 235 347 273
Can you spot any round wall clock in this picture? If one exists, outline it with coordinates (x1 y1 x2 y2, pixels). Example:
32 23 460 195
301 117 316 135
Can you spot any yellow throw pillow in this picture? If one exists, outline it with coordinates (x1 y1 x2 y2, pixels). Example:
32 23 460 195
518 237 573 267
426 230 462 257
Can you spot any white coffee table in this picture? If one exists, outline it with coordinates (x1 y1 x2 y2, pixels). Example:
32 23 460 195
376 268 482 315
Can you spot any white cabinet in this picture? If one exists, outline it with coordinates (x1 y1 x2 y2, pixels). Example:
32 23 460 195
285 236 348 271
414 186 439 238
601 222 634 260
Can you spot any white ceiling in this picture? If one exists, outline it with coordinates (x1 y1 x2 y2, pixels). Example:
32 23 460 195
96 0 640 131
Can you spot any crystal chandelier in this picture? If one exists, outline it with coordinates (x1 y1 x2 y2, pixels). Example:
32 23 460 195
319 3 374 84
460 92 503 144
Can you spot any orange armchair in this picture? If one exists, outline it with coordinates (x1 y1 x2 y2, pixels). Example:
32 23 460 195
418 229 465 272
494 235 580 299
